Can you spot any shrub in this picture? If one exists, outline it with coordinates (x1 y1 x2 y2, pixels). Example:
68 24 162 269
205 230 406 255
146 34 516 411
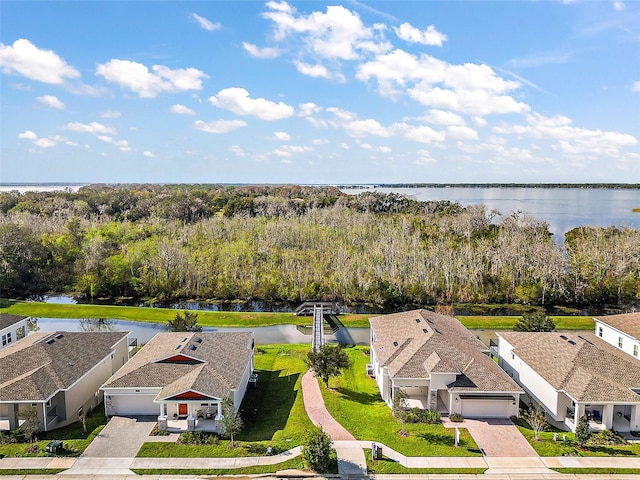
178 431 219 445
24 444 39 454
303 426 332 472
589 430 627 446
405 408 441 424
449 413 464 422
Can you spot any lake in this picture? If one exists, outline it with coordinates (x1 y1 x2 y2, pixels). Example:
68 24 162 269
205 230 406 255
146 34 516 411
341 186 640 241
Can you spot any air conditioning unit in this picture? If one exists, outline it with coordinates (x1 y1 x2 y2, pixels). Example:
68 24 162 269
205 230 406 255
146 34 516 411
366 364 375 377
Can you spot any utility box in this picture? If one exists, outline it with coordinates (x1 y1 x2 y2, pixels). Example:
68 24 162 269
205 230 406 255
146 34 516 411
371 443 382 460
46 440 63 454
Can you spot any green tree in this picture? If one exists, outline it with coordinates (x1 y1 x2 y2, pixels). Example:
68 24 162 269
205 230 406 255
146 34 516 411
167 311 202 332
302 425 332 472
575 413 591 447
523 404 547 440
18 406 40 442
392 388 410 436
306 344 352 388
513 310 556 332
220 397 243 448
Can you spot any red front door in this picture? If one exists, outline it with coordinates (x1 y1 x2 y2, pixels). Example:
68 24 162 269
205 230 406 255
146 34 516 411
178 403 188 416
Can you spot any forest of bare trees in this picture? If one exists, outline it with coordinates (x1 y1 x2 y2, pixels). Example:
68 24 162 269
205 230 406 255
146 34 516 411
0 185 638 308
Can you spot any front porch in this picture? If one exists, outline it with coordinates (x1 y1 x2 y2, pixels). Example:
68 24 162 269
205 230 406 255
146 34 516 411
156 398 224 433
162 417 223 433
566 403 638 433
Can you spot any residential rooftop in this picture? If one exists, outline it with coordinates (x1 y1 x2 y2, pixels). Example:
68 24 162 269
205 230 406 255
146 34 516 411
0 314 28 330
594 312 640 341
370 309 522 393
499 331 640 403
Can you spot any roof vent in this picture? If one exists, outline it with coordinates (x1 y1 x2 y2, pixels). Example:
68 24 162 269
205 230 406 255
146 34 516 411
46 338 55 344
577 335 593 345
568 340 577 345
189 345 197 351
423 328 428 334
560 335 568 340
415 318 421 323
182 337 188 342
175 345 181 350
393 341 398 347
55 333 64 339
194 337 202 343
67 361 74 366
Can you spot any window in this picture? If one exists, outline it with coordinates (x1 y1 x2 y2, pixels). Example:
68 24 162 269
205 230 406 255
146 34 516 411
1 334 6 346
634 345 639 357
598 327 603 337
618 337 623 348
6 332 11 343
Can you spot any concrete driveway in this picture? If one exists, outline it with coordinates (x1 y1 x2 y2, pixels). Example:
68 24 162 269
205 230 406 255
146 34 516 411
443 417 538 457
81 416 157 458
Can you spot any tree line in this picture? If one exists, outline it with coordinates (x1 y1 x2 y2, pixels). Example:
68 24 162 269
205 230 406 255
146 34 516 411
0 185 638 308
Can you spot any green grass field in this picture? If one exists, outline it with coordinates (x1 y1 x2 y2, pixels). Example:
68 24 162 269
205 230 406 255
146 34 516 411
130 457 305 475
364 449 486 474
320 347 482 457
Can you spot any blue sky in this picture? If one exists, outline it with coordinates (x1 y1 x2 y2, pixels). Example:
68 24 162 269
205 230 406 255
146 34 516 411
1 0 639 184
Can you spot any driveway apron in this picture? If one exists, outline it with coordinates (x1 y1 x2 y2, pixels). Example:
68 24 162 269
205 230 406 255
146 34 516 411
80 416 156 458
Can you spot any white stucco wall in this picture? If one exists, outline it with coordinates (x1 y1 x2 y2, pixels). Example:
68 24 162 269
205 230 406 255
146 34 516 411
595 320 640 359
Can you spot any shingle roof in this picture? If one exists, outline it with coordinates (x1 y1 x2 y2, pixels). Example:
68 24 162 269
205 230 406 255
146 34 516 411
370 310 522 394
499 331 640 403
0 314 28 331
594 313 640 341
102 332 253 400
0 331 128 402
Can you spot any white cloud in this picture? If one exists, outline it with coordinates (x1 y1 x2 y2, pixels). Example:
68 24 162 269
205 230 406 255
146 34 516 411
242 42 280 59
312 138 329 145
262 2 391 61
393 22 447 47
340 142 350 149
143 151 156 158
96 59 208 98
18 130 37 140
360 143 372 149
377 145 392 153
194 119 247 133
36 94 65 109
613 0 625 11
473 116 488 127
419 109 466 126
192 13 221 31
294 60 344 81
170 104 196 115
446 125 478 140
229 145 247 156
100 110 121 119
97 135 131 152
64 121 116 135
632 81 640 92
209 87 294 120
414 148 436 165
34 138 56 148
273 131 291 141
298 102 322 117
0 39 80 85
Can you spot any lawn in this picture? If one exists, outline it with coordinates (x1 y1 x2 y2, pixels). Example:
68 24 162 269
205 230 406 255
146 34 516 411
0 469 66 475
320 347 481 457
515 419 640 457
131 457 305 475
137 344 315 457
458 315 594 330
364 450 486 474
0 407 107 458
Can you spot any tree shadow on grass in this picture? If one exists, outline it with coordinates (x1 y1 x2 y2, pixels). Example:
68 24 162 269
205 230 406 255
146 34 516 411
416 431 455 446
333 387 381 405
238 369 300 442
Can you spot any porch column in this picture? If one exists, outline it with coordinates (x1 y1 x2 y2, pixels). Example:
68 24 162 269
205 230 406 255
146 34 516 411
216 402 222 420
573 403 585 431
631 405 640 432
602 404 614 430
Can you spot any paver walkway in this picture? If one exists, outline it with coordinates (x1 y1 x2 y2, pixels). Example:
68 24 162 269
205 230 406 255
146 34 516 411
442 417 538 457
80 416 157 458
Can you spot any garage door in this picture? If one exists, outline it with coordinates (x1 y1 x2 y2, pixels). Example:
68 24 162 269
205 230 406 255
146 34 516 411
110 394 158 415
461 398 512 418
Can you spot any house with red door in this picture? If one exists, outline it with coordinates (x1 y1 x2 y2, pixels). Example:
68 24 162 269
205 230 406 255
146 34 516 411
101 331 254 432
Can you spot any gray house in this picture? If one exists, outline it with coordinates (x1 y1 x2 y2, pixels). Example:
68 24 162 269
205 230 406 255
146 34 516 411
0 331 129 432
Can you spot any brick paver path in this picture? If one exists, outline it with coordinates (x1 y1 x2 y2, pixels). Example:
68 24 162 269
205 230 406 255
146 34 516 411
443 418 538 457
301 371 355 441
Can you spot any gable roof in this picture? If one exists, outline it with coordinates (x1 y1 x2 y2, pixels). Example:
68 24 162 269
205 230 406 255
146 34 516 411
0 314 28 331
0 331 128 402
499 331 640 403
594 313 640 341
370 310 522 394
102 332 253 401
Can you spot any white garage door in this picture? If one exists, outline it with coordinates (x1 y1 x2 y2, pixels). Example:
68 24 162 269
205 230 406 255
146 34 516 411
110 394 158 415
461 398 512 418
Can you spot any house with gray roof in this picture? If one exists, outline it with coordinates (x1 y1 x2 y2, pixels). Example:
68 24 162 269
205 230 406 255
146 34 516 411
593 312 640 360
0 314 29 350
498 331 640 433
101 331 254 432
369 310 522 419
0 331 129 432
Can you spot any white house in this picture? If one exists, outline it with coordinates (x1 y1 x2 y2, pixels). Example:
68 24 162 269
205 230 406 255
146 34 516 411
101 331 254 433
498 331 640 433
369 310 522 419
0 314 29 350
0 331 129 432
593 313 640 360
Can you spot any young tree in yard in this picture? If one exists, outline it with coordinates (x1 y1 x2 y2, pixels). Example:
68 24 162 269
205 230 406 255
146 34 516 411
575 413 591 448
306 344 351 388
392 388 410 436
78 409 88 434
523 404 547 440
18 406 40 442
303 425 332 472
167 311 202 332
513 310 556 332
220 397 243 448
